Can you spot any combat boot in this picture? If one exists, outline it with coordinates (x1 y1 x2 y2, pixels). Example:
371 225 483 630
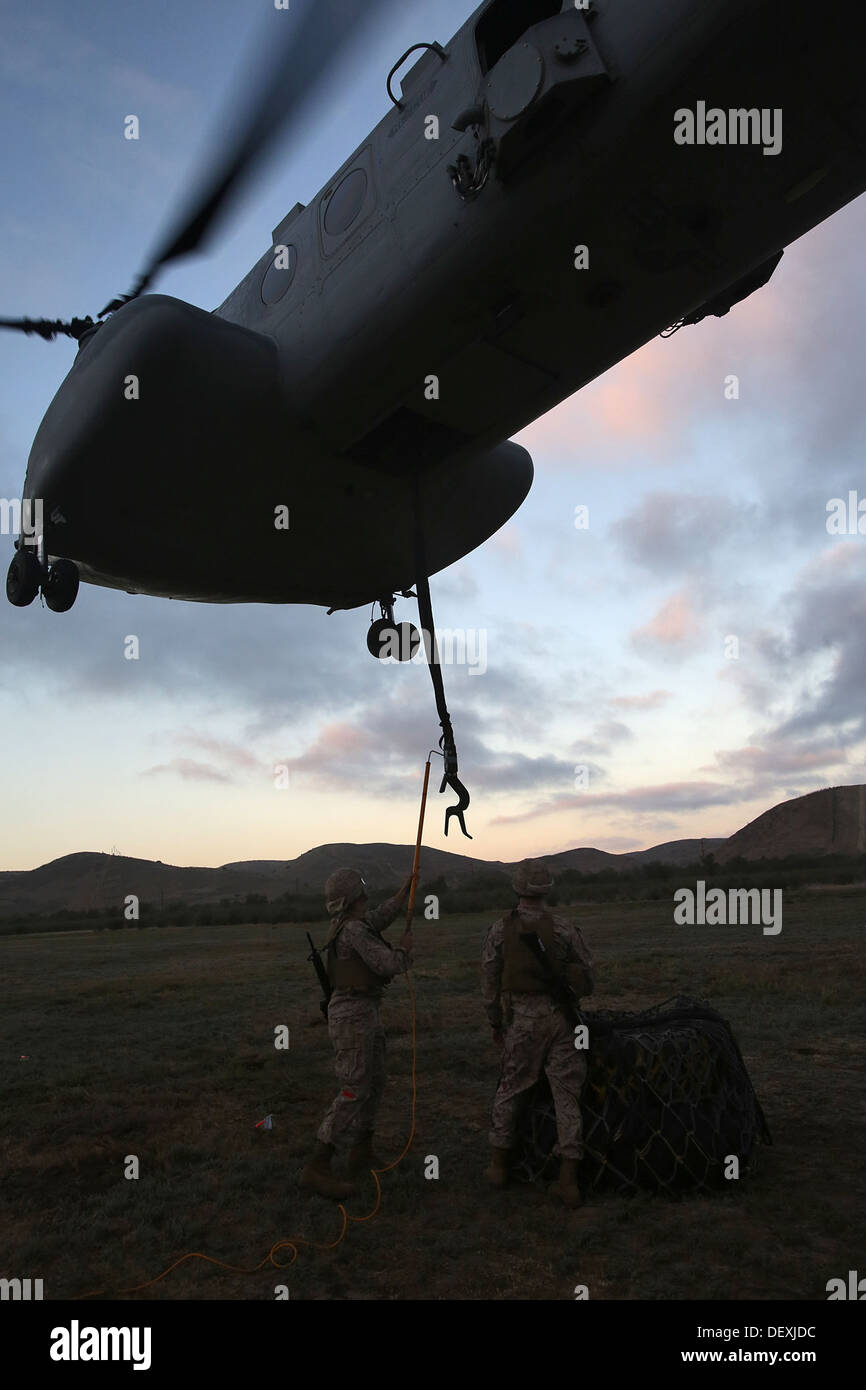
483 1148 510 1189
299 1141 353 1201
345 1133 381 1177
550 1158 581 1208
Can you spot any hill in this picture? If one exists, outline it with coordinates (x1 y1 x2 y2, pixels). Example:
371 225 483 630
3 784 864 917
716 784 866 862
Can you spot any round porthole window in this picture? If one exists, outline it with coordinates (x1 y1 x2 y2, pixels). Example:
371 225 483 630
324 168 368 236
261 244 298 305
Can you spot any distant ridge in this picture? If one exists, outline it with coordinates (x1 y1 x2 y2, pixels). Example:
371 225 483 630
2 785 863 916
716 784 866 862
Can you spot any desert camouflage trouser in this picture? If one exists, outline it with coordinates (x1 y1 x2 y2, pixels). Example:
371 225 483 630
490 997 587 1160
317 994 385 1150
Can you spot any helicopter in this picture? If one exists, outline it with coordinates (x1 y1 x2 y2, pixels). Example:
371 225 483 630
3 0 866 837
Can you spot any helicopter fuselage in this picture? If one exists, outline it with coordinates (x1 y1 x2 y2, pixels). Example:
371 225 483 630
19 0 866 609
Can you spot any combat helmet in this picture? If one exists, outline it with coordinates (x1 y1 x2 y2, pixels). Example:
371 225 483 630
511 858 554 898
325 867 367 916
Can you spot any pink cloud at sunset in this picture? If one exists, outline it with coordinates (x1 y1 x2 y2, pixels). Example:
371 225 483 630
631 590 701 648
515 252 802 469
285 722 374 776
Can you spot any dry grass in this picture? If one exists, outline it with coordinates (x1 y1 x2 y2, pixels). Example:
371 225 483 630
1 894 864 1300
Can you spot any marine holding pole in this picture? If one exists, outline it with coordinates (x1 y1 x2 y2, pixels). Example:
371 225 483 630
300 868 414 1200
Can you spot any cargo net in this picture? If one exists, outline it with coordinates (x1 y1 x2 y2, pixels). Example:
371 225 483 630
511 996 771 1194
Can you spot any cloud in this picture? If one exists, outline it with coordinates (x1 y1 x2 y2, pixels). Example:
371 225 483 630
570 720 632 757
177 732 261 771
487 527 524 565
513 238 798 475
723 543 866 743
611 491 749 577
610 689 672 711
282 720 377 784
280 698 579 800
475 751 580 794
514 323 715 470
0 591 379 731
143 758 233 783
631 590 701 648
490 779 746 827
707 741 852 780
0 11 197 208
105 62 196 118
433 565 480 603
516 197 866 582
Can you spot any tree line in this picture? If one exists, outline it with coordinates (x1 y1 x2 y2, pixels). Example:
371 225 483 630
1 851 864 936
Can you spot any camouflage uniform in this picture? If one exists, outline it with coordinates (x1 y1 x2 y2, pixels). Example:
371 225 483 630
317 891 411 1150
482 878 594 1163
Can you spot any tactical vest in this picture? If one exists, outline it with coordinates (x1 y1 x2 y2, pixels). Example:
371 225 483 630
327 920 382 992
501 910 558 993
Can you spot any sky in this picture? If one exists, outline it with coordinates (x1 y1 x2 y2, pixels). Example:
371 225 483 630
1 0 865 873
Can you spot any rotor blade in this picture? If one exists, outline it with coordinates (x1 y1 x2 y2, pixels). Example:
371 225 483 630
102 0 395 315
0 316 94 342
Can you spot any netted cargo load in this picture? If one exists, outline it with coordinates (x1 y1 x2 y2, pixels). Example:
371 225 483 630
510 995 771 1193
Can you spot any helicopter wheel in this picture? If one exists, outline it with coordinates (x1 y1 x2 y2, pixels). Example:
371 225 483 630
366 618 421 661
6 549 42 607
43 559 80 613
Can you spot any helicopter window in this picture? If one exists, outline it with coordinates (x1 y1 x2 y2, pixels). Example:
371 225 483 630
324 168 368 236
260 244 298 306
476 0 562 74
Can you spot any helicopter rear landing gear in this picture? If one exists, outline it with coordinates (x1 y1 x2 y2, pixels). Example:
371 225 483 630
43 558 80 612
5 546 80 611
366 594 421 661
6 548 42 607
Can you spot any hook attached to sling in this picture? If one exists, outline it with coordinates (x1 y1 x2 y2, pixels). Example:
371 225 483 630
442 770 472 838
412 472 472 838
436 715 472 839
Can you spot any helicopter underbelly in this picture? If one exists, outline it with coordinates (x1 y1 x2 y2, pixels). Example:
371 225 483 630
22 295 532 608
65 438 533 609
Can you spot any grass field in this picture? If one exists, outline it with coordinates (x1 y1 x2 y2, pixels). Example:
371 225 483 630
1 893 864 1301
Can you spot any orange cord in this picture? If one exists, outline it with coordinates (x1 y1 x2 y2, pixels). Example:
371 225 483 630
73 970 417 1298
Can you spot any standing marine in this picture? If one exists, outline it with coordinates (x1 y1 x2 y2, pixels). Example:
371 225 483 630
300 867 414 1200
481 859 595 1207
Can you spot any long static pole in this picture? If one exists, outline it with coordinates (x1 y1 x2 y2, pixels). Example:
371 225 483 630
406 755 432 928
